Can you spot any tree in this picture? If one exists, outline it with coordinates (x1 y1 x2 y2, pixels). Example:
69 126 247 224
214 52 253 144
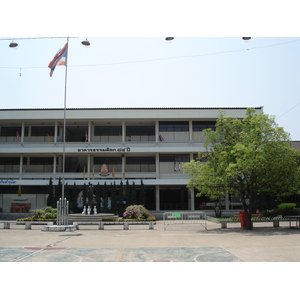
95 183 101 212
47 178 55 207
102 182 109 212
125 180 132 206
82 183 88 206
54 177 62 208
118 180 125 216
71 182 78 213
131 181 137 205
111 182 117 214
139 180 146 206
183 108 300 230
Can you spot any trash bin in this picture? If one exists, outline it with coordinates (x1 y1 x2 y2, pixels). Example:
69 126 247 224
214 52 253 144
239 211 247 228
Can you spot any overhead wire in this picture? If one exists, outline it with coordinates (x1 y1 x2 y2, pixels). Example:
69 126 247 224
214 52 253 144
1 38 300 70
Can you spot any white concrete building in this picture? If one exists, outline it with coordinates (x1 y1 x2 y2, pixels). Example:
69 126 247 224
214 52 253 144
0 107 263 214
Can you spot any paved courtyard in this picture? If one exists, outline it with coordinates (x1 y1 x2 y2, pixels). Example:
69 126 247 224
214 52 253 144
0 220 300 262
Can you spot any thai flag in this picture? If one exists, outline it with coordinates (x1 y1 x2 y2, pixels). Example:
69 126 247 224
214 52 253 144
158 134 164 142
85 131 88 142
48 43 68 77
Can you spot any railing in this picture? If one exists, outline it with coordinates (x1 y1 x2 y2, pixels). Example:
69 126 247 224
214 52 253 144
163 211 207 230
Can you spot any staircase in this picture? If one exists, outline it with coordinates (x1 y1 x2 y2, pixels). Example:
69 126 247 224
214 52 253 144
68 213 117 224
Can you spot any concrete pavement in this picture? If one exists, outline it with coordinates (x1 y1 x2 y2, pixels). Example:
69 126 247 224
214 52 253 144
0 220 300 262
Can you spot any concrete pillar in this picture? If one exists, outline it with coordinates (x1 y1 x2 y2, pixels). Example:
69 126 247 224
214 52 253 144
155 185 160 211
21 122 25 144
122 121 125 143
225 192 230 210
155 153 159 179
190 188 195 210
122 154 126 179
87 154 91 179
54 121 58 143
19 154 23 180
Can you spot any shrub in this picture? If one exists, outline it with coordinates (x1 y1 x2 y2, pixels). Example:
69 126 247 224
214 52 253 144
147 215 156 221
277 203 300 217
123 205 150 219
32 209 44 218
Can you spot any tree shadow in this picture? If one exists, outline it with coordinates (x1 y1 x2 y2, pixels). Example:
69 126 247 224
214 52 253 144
202 226 300 236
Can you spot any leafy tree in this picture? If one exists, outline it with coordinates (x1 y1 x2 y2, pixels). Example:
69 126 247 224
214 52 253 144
126 180 132 205
131 181 137 205
139 180 146 206
183 108 300 229
118 180 125 216
71 182 78 213
54 177 62 208
47 178 55 207
95 183 101 212
111 182 117 214
82 183 88 206
102 182 109 212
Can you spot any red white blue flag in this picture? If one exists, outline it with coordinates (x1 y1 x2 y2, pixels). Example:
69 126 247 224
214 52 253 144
48 43 68 77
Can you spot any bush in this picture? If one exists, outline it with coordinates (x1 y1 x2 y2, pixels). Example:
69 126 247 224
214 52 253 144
17 207 57 221
123 205 150 219
147 215 156 221
277 203 300 217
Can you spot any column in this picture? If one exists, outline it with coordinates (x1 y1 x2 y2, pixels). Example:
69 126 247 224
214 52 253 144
53 155 57 180
88 121 91 143
19 154 23 180
87 154 91 179
54 121 58 143
155 153 159 179
122 121 125 143
225 191 230 211
155 120 159 143
21 122 25 144
189 120 193 142
190 188 195 210
155 185 160 211
122 154 126 179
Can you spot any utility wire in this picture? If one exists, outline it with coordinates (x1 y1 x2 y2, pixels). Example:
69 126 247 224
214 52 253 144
1 38 300 70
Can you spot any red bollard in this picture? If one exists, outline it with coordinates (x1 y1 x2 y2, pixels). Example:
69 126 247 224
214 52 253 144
239 211 247 228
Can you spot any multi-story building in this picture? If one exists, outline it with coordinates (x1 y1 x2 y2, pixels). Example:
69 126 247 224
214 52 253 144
0 107 263 214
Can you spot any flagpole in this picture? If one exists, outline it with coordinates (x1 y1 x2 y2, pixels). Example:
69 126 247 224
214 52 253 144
61 37 69 202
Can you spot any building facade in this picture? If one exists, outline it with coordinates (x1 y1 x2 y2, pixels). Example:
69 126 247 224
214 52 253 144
0 107 263 214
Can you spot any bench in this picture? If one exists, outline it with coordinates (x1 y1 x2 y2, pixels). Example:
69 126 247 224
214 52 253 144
1 221 54 229
219 218 299 228
73 221 155 230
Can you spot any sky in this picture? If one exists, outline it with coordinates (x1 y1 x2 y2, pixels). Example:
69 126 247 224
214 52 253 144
1 1 300 143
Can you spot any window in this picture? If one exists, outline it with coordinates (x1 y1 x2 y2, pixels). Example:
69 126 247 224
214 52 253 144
94 126 122 136
126 156 155 172
192 121 216 132
159 121 189 132
0 157 27 165
31 126 55 136
0 126 28 136
30 157 53 165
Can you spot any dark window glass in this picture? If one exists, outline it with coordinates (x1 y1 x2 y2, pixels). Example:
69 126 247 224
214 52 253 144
94 157 122 165
31 126 55 136
0 157 27 165
94 126 122 136
30 157 53 165
0 126 28 136
192 121 216 131
126 157 155 164
126 126 155 136
159 121 189 132
159 154 190 162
